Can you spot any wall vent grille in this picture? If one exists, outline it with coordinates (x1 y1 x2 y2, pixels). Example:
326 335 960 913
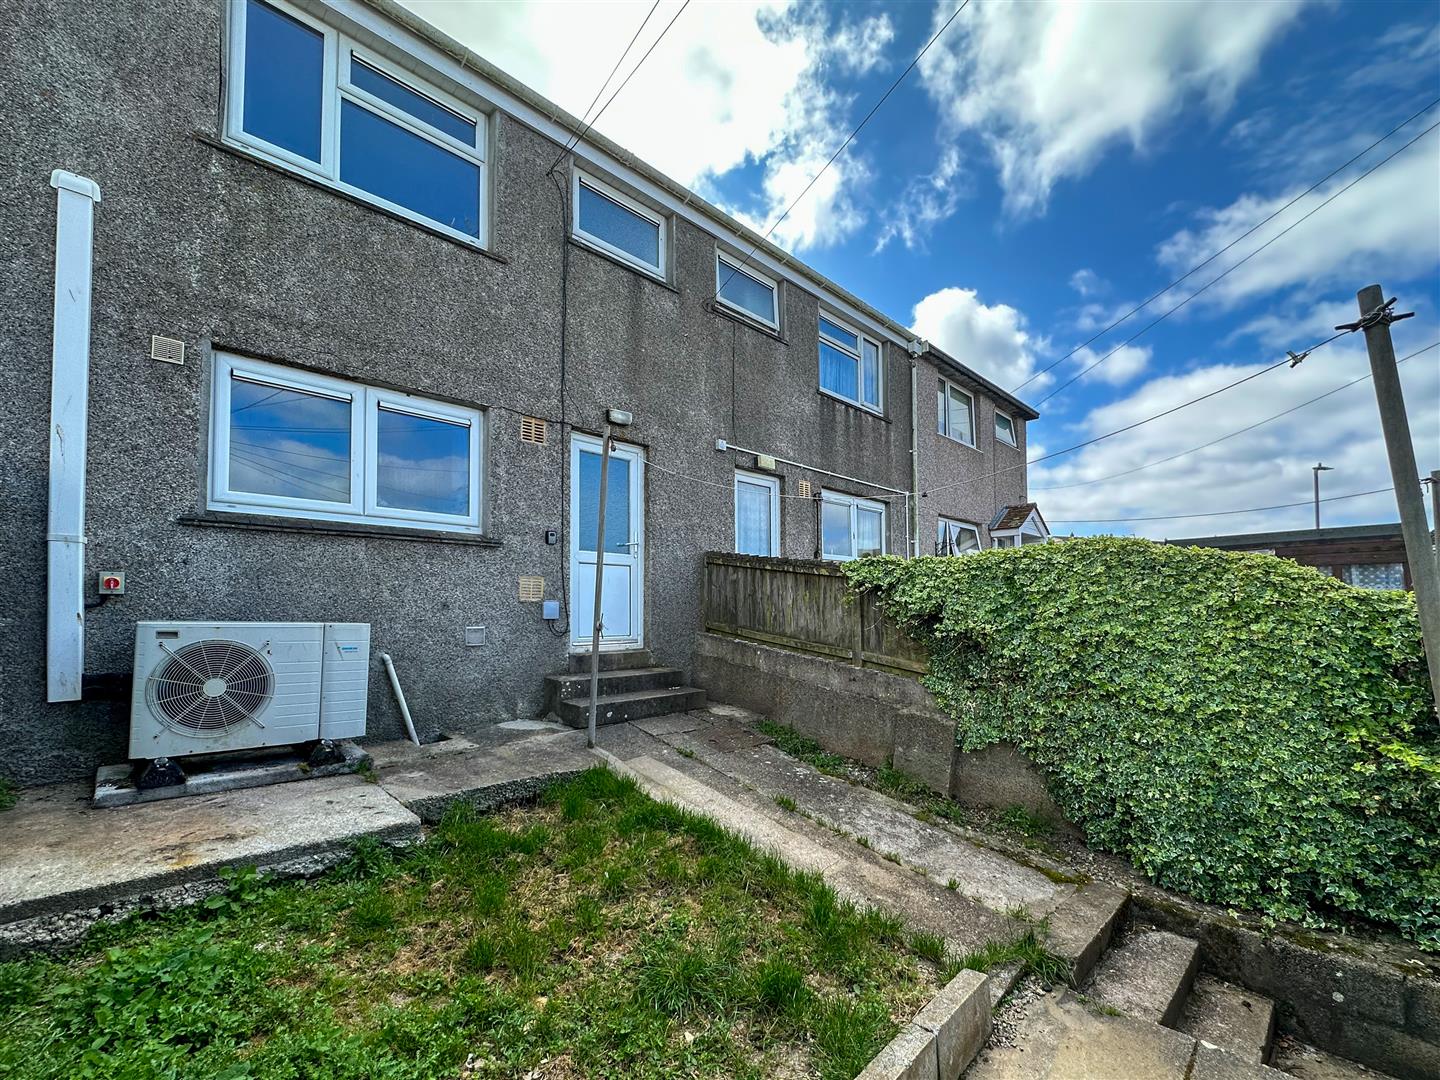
150 335 186 365
797 480 812 497
518 576 545 602
519 416 547 445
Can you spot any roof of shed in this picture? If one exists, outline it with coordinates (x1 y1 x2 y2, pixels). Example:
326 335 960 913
1166 522 1405 547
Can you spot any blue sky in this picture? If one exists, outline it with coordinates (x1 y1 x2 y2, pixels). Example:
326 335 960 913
406 0 1439 538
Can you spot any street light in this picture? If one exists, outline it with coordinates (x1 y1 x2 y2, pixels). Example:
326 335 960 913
1312 462 1333 530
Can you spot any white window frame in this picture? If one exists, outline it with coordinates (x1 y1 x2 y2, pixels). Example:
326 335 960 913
995 409 1018 447
715 251 780 330
820 491 887 562
571 168 667 279
224 0 490 247
209 353 483 533
733 471 781 557
818 311 883 413
937 377 976 448
937 517 982 556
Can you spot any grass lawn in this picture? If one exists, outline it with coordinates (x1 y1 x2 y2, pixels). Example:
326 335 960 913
0 768 948 1080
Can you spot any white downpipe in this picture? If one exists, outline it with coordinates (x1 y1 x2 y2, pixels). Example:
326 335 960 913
46 170 101 703
380 652 422 746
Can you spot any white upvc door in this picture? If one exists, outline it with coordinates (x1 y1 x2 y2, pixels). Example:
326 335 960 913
569 433 645 650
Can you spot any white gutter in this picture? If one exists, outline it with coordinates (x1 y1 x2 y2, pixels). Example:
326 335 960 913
46 170 101 702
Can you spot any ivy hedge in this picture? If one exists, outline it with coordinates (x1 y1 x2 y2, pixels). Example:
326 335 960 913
844 537 1439 948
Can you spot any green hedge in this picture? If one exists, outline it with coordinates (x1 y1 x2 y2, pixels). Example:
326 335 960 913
844 538 1439 948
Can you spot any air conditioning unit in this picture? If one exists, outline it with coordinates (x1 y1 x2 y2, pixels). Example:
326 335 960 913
129 621 369 761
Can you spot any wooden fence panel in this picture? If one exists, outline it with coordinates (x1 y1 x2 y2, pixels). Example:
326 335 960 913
703 553 928 675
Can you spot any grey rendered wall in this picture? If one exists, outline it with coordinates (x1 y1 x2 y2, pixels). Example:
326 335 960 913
0 0 1017 784
918 357 1029 553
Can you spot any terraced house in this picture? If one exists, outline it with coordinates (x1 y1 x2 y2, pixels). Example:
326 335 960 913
1 0 1041 784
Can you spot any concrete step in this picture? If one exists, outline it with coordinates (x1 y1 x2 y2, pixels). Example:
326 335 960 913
1043 880 1129 986
566 648 656 673
1178 975 1277 1065
643 723 1074 920
966 988 1289 1080
1270 1038 1400 1079
1083 928 1200 1027
553 686 707 728
543 666 683 708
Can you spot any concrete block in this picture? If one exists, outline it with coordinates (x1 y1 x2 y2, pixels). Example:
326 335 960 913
92 741 371 808
1177 975 1276 1065
1046 881 1129 984
1085 929 1200 1026
1189 1044 1285 1079
949 742 1071 829
891 708 955 797
913 969 991 1079
855 1022 938 1080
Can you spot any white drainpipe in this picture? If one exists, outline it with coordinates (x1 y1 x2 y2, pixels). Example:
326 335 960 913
47 170 101 702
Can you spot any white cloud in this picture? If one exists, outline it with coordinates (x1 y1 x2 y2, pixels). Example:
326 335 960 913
1069 268 1108 297
403 0 891 250
1153 131 1440 309
1030 330 1440 539
910 287 1046 388
1070 344 1151 386
917 0 1308 215
874 147 964 251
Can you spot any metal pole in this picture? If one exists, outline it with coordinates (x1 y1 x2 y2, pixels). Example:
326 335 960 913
1430 470 1439 578
1312 462 1331 530
1355 284 1440 707
586 423 612 748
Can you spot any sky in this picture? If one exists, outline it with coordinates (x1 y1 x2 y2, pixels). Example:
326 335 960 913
403 0 1440 539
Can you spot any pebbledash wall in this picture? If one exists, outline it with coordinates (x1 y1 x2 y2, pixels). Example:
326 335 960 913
0 0 1036 785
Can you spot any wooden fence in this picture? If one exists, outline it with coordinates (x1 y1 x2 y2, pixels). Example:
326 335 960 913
702 552 929 676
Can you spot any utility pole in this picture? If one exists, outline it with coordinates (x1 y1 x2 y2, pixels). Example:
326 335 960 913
1312 462 1332 530
1346 285 1440 706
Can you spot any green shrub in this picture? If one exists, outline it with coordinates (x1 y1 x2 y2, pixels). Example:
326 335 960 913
845 538 1439 947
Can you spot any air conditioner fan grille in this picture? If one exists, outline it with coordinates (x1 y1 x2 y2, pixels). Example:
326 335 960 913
147 639 274 736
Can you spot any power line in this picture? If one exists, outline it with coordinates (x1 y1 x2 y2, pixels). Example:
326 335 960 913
712 0 971 304
1032 342 1438 493
920 328 1351 499
1011 96 1440 395
1032 118 1440 407
547 0 691 176
1050 485 1395 525
545 0 661 174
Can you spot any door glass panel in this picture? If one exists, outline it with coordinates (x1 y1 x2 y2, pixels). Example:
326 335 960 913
340 100 481 236
376 407 470 515
735 480 774 556
228 376 350 502
350 57 476 144
243 0 324 163
856 507 884 557
578 450 631 553
821 501 852 559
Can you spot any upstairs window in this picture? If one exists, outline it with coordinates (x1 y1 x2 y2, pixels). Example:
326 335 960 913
995 410 1018 447
820 492 886 561
716 253 779 329
937 378 975 446
819 314 882 411
210 353 483 532
573 171 666 277
227 0 488 244
937 518 981 555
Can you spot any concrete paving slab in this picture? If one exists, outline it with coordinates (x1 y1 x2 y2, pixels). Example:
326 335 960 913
1178 975 1276 1065
654 728 1071 918
376 727 598 822
966 990 1197 1080
93 741 370 808
1271 1040 1399 1080
858 1022 939 1080
1084 928 1199 1026
0 775 420 927
630 713 708 736
1190 1044 1288 1080
1044 882 1129 985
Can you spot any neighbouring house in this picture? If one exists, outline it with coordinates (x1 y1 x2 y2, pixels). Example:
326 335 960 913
1167 522 1420 590
0 0 1039 785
